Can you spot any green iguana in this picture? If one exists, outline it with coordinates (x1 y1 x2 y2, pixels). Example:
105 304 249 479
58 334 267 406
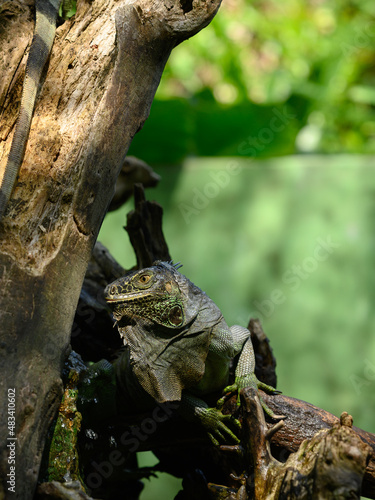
0 0 73 220
102 261 282 445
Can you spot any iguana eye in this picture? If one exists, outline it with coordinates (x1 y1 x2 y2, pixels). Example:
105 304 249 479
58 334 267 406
139 274 151 284
135 273 153 288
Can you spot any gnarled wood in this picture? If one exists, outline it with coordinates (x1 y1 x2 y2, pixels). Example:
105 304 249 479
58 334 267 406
231 390 372 500
0 0 221 496
261 391 375 499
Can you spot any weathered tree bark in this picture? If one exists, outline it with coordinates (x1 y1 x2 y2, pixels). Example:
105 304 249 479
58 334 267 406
233 392 371 500
261 392 375 499
0 0 221 497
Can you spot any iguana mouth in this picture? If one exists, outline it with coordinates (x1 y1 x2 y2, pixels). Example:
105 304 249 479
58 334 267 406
105 291 153 303
105 291 168 303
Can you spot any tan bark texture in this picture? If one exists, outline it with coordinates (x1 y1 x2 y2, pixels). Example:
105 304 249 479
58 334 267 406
0 0 221 497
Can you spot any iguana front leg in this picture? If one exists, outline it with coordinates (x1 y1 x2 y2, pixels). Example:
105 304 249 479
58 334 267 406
220 325 282 418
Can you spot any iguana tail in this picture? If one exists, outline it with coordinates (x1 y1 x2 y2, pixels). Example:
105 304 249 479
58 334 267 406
0 0 61 220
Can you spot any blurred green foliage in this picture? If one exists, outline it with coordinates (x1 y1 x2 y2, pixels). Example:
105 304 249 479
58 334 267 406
128 0 375 161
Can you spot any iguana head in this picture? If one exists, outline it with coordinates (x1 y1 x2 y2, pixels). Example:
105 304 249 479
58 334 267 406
104 261 201 328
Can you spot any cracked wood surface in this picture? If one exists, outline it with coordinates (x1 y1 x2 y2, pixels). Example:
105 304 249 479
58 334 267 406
0 0 221 497
261 391 375 499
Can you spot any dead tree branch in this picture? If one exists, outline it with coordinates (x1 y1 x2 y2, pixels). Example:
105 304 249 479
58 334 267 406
0 0 221 496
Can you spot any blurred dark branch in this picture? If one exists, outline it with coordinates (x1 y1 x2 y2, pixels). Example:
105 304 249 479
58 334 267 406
108 157 160 212
125 184 171 268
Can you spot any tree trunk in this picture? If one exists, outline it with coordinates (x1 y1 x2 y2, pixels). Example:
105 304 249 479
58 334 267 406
0 0 221 497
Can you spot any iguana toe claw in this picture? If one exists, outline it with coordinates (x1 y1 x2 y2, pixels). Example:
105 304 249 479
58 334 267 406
198 407 241 446
259 395 285 420
257 380 282 395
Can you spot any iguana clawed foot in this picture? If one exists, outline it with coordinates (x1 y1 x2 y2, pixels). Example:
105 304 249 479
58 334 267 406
195 406 241 447
218 373 284 420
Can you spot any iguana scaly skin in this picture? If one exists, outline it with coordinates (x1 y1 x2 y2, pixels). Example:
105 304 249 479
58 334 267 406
104 261 281 445
0 0 68 219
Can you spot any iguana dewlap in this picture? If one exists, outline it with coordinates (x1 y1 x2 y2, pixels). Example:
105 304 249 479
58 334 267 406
104 261 280 445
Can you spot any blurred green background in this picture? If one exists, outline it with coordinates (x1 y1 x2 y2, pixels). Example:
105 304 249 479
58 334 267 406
99 0 375 497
